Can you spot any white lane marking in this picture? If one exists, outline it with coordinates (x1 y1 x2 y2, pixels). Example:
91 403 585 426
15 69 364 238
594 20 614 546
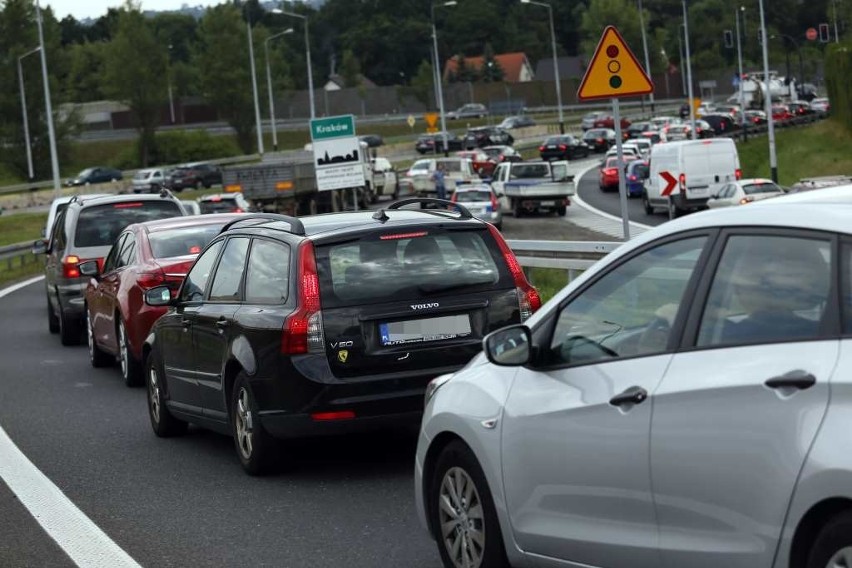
0 275 44 299
570 162 654 232
0 277 142 568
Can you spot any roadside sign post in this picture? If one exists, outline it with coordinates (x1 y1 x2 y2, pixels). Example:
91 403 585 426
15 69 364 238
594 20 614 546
577 26 655 241
310 115 366 212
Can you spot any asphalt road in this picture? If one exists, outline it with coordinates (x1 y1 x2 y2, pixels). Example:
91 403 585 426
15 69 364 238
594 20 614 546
0 280 440 567
575 153 669 228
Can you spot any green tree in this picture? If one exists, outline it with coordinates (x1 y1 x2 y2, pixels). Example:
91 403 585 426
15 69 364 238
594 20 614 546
340 48 361 87
409 59 435 109
481 43 504 83
102 2 167 167
65 41 106 102
196 4 256 153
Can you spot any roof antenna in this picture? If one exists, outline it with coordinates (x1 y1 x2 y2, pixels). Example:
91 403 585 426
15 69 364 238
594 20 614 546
372 209 389 223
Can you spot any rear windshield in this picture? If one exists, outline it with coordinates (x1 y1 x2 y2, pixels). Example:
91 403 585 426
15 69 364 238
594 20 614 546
74 201 183 248
743 182 782 195
510 164 550 179
200 199 239 213
148 224 224 258
455 190 493 202
316 229 508 309
436 160 464 173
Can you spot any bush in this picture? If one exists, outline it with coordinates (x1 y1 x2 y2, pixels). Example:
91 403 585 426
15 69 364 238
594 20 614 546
115 130 242 169
825 43 852 131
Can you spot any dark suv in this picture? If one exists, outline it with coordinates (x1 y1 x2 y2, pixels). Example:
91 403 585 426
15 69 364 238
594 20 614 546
33 192 186 345
165 162 222 191
141 201 541 474
463 126 514 149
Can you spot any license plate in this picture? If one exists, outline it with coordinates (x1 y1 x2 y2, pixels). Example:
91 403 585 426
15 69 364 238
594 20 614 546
539 200 556 206
547 145 557 149
690 187 707 195
379 315 471 346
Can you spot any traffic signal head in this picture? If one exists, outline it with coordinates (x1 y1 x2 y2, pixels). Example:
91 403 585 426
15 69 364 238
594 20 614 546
724 30 734 48
819 23 830 42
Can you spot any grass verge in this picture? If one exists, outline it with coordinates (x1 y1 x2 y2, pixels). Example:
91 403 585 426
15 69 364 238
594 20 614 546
0 254 42 289
527 267 574 304
0 212 49 246
738 119 852 185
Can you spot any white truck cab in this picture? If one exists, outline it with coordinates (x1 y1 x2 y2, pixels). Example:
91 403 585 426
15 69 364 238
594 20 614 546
643 138 741 217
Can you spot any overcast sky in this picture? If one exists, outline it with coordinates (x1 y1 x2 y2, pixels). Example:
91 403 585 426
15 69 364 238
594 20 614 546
42 0 224 21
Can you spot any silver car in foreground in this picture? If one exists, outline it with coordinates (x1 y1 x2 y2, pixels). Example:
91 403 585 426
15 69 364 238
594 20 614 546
416 196 852 568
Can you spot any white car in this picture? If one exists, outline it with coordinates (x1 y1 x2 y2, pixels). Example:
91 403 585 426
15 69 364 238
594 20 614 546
416 198 852 568
398 158 476 198
605 144 640 161
44 194 109 237
132 168 167 193
370 157 399 200
706 178 785 208
451 184 502 230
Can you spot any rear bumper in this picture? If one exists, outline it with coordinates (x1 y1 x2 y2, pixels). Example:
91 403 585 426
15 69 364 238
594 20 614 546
57 281 88 320
259 409 423 439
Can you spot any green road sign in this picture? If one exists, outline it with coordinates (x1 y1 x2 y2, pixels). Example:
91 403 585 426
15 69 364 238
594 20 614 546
310 115 356 141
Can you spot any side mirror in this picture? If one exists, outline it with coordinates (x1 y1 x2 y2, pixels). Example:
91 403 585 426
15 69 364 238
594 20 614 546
78 260 100 278
484 325 532 367
144 286 173 307
32 239 48 255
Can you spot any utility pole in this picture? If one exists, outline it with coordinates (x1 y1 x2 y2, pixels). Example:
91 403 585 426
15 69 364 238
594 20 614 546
35 0 60 197
682 1 697 138
637 0 655 113
758 0 778 182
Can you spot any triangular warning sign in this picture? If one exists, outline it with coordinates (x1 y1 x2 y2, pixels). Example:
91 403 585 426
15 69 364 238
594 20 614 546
578 26 654 101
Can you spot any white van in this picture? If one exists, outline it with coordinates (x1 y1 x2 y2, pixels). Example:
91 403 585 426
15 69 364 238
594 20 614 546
643 138 741 217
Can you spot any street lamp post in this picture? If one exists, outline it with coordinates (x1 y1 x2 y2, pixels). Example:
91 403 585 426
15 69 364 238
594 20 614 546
735 7 747 142
521 0 564 132
265 28 293 152
280 10 316 120
677 24 686 96
758 0 778 182
431 1 457 156
35 0 60 197
637 0 655 113
167 44 175 124
18 47 41 181
682 0 697 138
246 16 264 154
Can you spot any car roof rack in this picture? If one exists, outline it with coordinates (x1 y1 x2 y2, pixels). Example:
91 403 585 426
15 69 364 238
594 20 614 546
219 213 306 236
386 198 473 219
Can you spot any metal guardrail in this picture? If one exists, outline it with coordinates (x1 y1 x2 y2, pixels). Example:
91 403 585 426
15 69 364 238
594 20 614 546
0 241 39 276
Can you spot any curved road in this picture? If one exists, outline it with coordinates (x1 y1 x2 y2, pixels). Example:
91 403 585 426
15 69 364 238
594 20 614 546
575 156 668 228
0 278 438 567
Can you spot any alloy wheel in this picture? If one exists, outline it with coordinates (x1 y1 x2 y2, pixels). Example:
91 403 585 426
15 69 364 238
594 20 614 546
235 388 254 460
827 547 852 568
87 313 95 362
148 366 161 424
119 322 129 379
438 466 486 568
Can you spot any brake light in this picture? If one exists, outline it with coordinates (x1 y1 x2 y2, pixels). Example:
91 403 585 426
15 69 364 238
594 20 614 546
629 174 637 181
450 192 458 203
281 241 324 355
62 255 81 278
538 145 545 152
380 231 428 240
234 208 244 213
486 224 541 321
597 138 603 144
735 168 742 180
739 196 754 204
138 271 165 290
490 191 499 212
114 203 143 208
558 144 567 151
679 173 686 193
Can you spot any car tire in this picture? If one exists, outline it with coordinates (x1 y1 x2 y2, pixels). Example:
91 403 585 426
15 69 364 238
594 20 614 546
806 511 852 568
429 441 508 568
667 198 682 219
195 180 202 190
58 301 81 346
86 309 112 368
557 205 567 217
47 292 59 334
642 193 654 214
118 319 143 387
231 373 277 475
145 348 188 438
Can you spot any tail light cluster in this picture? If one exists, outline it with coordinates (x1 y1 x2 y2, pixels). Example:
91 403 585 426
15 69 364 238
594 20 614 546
487 224 541 322
282 241 324 355
138 271 186 296
735 168 743 180
679 173 687 193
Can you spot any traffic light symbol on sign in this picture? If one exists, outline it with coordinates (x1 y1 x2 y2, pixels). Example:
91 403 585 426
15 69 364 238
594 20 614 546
819 23 830 42
606 45 622 89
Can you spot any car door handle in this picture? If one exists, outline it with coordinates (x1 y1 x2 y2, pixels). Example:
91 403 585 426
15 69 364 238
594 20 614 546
215 319 229 329
181 318 191 328
765 370 816 390
609 386 648 407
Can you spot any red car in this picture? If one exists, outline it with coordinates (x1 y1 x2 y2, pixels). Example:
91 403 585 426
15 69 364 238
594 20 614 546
81 213 244 386
593 115 631 130
599 157 621 191
771 104 793 122
455 149 491 177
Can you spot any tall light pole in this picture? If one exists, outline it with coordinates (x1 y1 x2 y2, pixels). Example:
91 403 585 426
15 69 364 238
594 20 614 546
758 0 778 182
18 47 41 181
432 1 457 156
833 0 840 43
35 0 60 197
521 0 564 132
280 10 316 120
265 28 293 152
735 7 747 142
677 24 686 96
636 0 655 113
682 0 697 138
246 14 264 155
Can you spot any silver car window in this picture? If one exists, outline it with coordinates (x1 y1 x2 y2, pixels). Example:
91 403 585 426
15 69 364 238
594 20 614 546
547 237 707 366
697 235 831 347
